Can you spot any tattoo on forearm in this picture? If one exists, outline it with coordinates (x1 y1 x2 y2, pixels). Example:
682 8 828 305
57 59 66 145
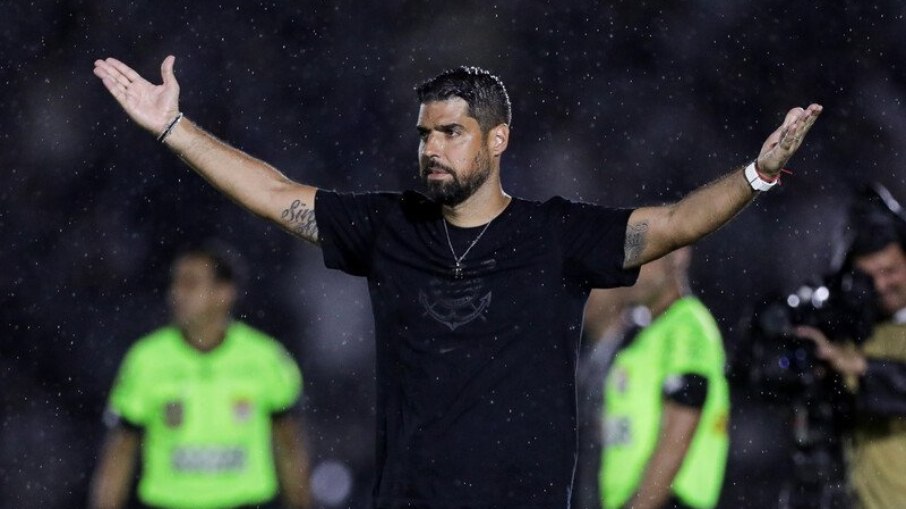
281 200 319 242
625 222 649 265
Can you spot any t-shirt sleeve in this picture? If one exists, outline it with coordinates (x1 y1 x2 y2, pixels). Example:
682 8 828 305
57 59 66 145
315 190 397 276
262 343 303 414
107 348 150 427
664 316 720 378
555 197 639 288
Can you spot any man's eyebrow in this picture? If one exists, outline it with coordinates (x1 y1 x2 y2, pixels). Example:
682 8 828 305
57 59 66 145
416 123 463 133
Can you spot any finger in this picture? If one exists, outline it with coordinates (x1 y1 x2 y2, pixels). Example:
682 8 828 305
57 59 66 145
93 59 120 79
778 120 803 151
99 74 131 107
814 346 835 361
788 105 823 137
779 106 822 151
763 108 805 151
93 66 125 94
793 325 827 345
798 105 822 134
160 55 178 86
94 60 135 90
105 58 144 84
781 107 805 128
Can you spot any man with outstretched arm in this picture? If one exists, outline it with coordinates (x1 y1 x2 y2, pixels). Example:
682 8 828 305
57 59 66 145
93 55 821 509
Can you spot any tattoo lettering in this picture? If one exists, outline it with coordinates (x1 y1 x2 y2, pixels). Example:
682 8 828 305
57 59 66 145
624 222 649 266
281 200 319 242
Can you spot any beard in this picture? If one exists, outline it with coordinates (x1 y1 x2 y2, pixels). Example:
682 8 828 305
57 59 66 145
421 150 492 206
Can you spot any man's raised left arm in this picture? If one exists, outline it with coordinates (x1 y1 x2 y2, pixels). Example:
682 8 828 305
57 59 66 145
623 104 823 269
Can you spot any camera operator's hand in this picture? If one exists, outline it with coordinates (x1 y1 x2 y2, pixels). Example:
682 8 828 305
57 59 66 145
795 325 868 378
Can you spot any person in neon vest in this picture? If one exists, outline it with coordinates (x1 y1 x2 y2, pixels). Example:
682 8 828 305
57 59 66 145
90 242 311 509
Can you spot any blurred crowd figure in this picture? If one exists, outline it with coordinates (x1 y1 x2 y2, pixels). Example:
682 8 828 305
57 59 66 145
577 247 730 509
89 241 311 509
795 185 906 509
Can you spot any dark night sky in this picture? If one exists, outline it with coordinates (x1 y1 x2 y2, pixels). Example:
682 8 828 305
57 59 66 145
3 1 906 508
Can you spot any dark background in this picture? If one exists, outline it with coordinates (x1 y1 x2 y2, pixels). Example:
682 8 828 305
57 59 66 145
3 1 906 507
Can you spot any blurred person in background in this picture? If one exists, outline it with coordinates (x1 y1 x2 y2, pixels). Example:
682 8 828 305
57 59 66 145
796 185 906 509
89 241 311 509
588 247 730 509
92 54 818 508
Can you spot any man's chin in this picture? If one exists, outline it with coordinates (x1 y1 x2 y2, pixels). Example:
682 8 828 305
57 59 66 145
881 299 904 316
424 183 461 205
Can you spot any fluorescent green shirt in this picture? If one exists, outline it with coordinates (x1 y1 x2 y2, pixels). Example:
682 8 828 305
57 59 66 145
600 297 730 509
108 322 302 509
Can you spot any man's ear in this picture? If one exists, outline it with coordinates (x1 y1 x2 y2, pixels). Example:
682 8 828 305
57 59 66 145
487 124 510 157
218 282 237 310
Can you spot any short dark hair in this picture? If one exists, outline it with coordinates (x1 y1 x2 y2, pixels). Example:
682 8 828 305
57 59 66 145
846 184 906 259
848 216 904 259
415 66 512 132
175 239 246 286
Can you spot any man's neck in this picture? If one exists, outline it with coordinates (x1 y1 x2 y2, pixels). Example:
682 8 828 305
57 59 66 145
180 317 230 352
442 180 511 227
648 287 685 320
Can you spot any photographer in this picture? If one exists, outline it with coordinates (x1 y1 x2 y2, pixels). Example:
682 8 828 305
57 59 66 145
796 187 906 509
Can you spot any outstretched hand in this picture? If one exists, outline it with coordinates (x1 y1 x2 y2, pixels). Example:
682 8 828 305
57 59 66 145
756 103 823 178
93 55 180 136
794 325 867 377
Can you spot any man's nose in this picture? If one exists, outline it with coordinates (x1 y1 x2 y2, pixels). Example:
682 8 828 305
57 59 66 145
874 275 890 293
423 132 443 157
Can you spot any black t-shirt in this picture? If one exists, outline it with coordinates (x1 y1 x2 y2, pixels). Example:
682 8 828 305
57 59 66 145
315 189 638 509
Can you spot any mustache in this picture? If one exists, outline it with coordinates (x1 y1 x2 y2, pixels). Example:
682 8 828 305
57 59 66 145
421 160 455 176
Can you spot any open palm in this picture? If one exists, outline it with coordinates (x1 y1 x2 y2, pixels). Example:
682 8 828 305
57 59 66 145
756 103 823 178
93 55 180 135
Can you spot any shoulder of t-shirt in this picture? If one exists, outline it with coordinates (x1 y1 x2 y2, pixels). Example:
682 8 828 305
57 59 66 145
504 195 568 219
227 321 277 349
663 297 722 340
670 296 715 321
540 195 572 210
126 326 182 360
538 195 632 214
228 321 297 361
399 190 444 219
316 188 402 208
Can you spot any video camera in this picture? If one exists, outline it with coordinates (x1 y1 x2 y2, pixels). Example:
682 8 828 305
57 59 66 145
745 182 906 398
745 268 875 399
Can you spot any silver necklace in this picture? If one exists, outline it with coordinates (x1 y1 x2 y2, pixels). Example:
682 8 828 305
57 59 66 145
442 218 494 279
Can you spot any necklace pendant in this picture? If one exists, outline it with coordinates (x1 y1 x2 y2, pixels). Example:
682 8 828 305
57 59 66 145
452 263 463 280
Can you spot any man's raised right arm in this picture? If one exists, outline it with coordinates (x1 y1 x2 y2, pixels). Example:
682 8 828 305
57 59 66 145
93 56 320 244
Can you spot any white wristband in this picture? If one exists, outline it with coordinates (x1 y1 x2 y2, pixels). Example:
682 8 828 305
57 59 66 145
744 161 778 192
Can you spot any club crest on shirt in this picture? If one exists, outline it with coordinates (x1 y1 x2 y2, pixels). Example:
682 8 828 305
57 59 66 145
418 277 492 331
233 399 253 423
163 400 184 428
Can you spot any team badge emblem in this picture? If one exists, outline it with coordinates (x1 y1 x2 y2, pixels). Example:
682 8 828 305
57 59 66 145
163 401 183 428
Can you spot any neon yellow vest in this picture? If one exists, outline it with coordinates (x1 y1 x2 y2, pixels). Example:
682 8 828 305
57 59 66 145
108 322 302 509
601 297 729 509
